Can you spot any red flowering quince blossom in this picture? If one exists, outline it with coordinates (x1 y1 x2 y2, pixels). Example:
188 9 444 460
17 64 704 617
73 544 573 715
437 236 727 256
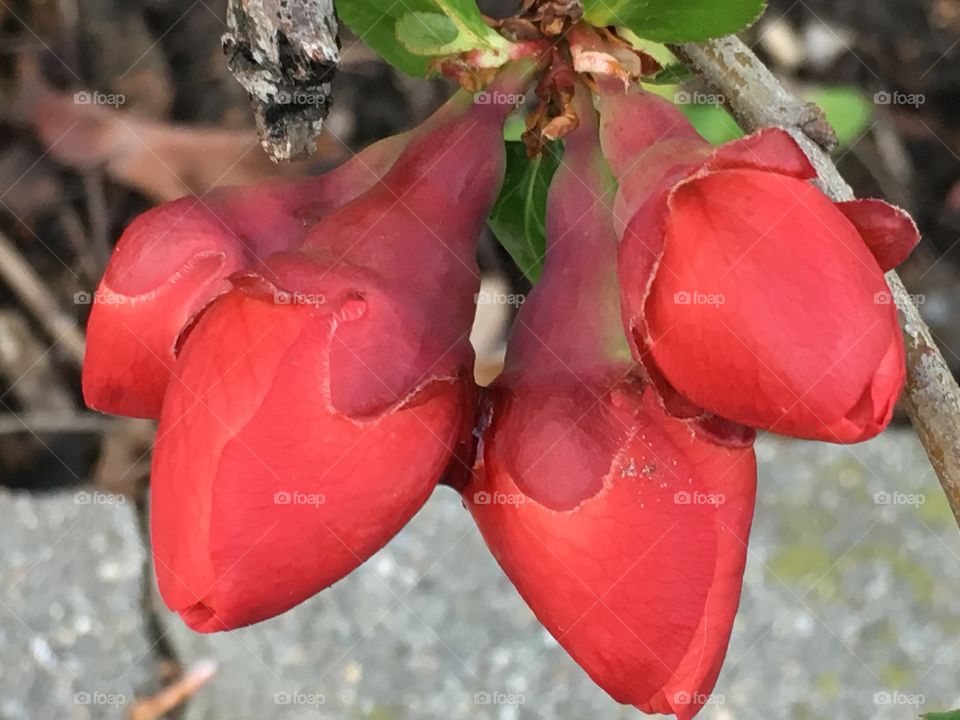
81 130 410 419
78 43 921 718
598 90 920 443
82 83 521 631
464 93 757 720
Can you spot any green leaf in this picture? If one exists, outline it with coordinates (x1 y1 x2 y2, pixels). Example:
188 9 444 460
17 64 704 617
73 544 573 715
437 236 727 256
583 0 766 43
489 143 564 283
806 86 873 149
924 712 960 720
646 62 693 86
338 0 435 76
339 0 509 75
434 0 510 49
680 103 744 145
397 12 472 55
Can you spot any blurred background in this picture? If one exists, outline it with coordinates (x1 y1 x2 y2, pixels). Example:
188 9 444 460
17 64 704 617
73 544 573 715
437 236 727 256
0 0 959 718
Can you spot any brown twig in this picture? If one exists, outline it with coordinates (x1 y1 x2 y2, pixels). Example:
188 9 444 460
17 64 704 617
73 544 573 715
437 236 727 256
0 411 120 435
0 229 86 366
128 660 217 720
0 310 75 413
671 36 960 529
222 0 340 162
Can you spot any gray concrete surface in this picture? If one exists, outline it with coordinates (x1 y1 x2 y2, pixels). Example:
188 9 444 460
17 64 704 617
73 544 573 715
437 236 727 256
2 430 959 719
0 490 151 719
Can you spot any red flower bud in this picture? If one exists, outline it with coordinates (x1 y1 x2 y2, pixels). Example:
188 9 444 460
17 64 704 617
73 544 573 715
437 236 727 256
150 92 514 631
82 133 408 418
464 96 757 720
599 91 919 443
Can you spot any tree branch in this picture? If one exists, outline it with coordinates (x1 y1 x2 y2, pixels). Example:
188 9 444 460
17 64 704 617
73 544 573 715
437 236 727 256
671 36 960 529
222 0 340 162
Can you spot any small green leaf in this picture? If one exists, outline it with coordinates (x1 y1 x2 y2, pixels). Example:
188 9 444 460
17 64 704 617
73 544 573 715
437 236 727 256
339 0 509 76
489 143 564 283
338 0 435 76
397 12 472 55
806 86 873 149
583 0 766 43
924 711 960 720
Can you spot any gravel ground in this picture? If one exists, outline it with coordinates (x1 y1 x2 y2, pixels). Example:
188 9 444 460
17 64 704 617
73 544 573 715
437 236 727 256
1 430 958 720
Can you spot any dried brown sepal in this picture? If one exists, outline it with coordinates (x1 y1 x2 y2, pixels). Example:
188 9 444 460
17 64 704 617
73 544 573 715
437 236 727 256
568 24 661 89
522 49 579 156
527 0 584 37
431 58 499 94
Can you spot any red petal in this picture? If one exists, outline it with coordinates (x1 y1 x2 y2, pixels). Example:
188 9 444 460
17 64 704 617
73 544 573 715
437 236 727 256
467 385 756 717
835 199 920 271
704 128 816 179
151 285 468 631
82 199 241 418
645 168 902 442
617 184 671 361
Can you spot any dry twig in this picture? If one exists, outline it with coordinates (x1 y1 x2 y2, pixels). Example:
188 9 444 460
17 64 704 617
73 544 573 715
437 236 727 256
0 230 86 366
223 0 340 162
